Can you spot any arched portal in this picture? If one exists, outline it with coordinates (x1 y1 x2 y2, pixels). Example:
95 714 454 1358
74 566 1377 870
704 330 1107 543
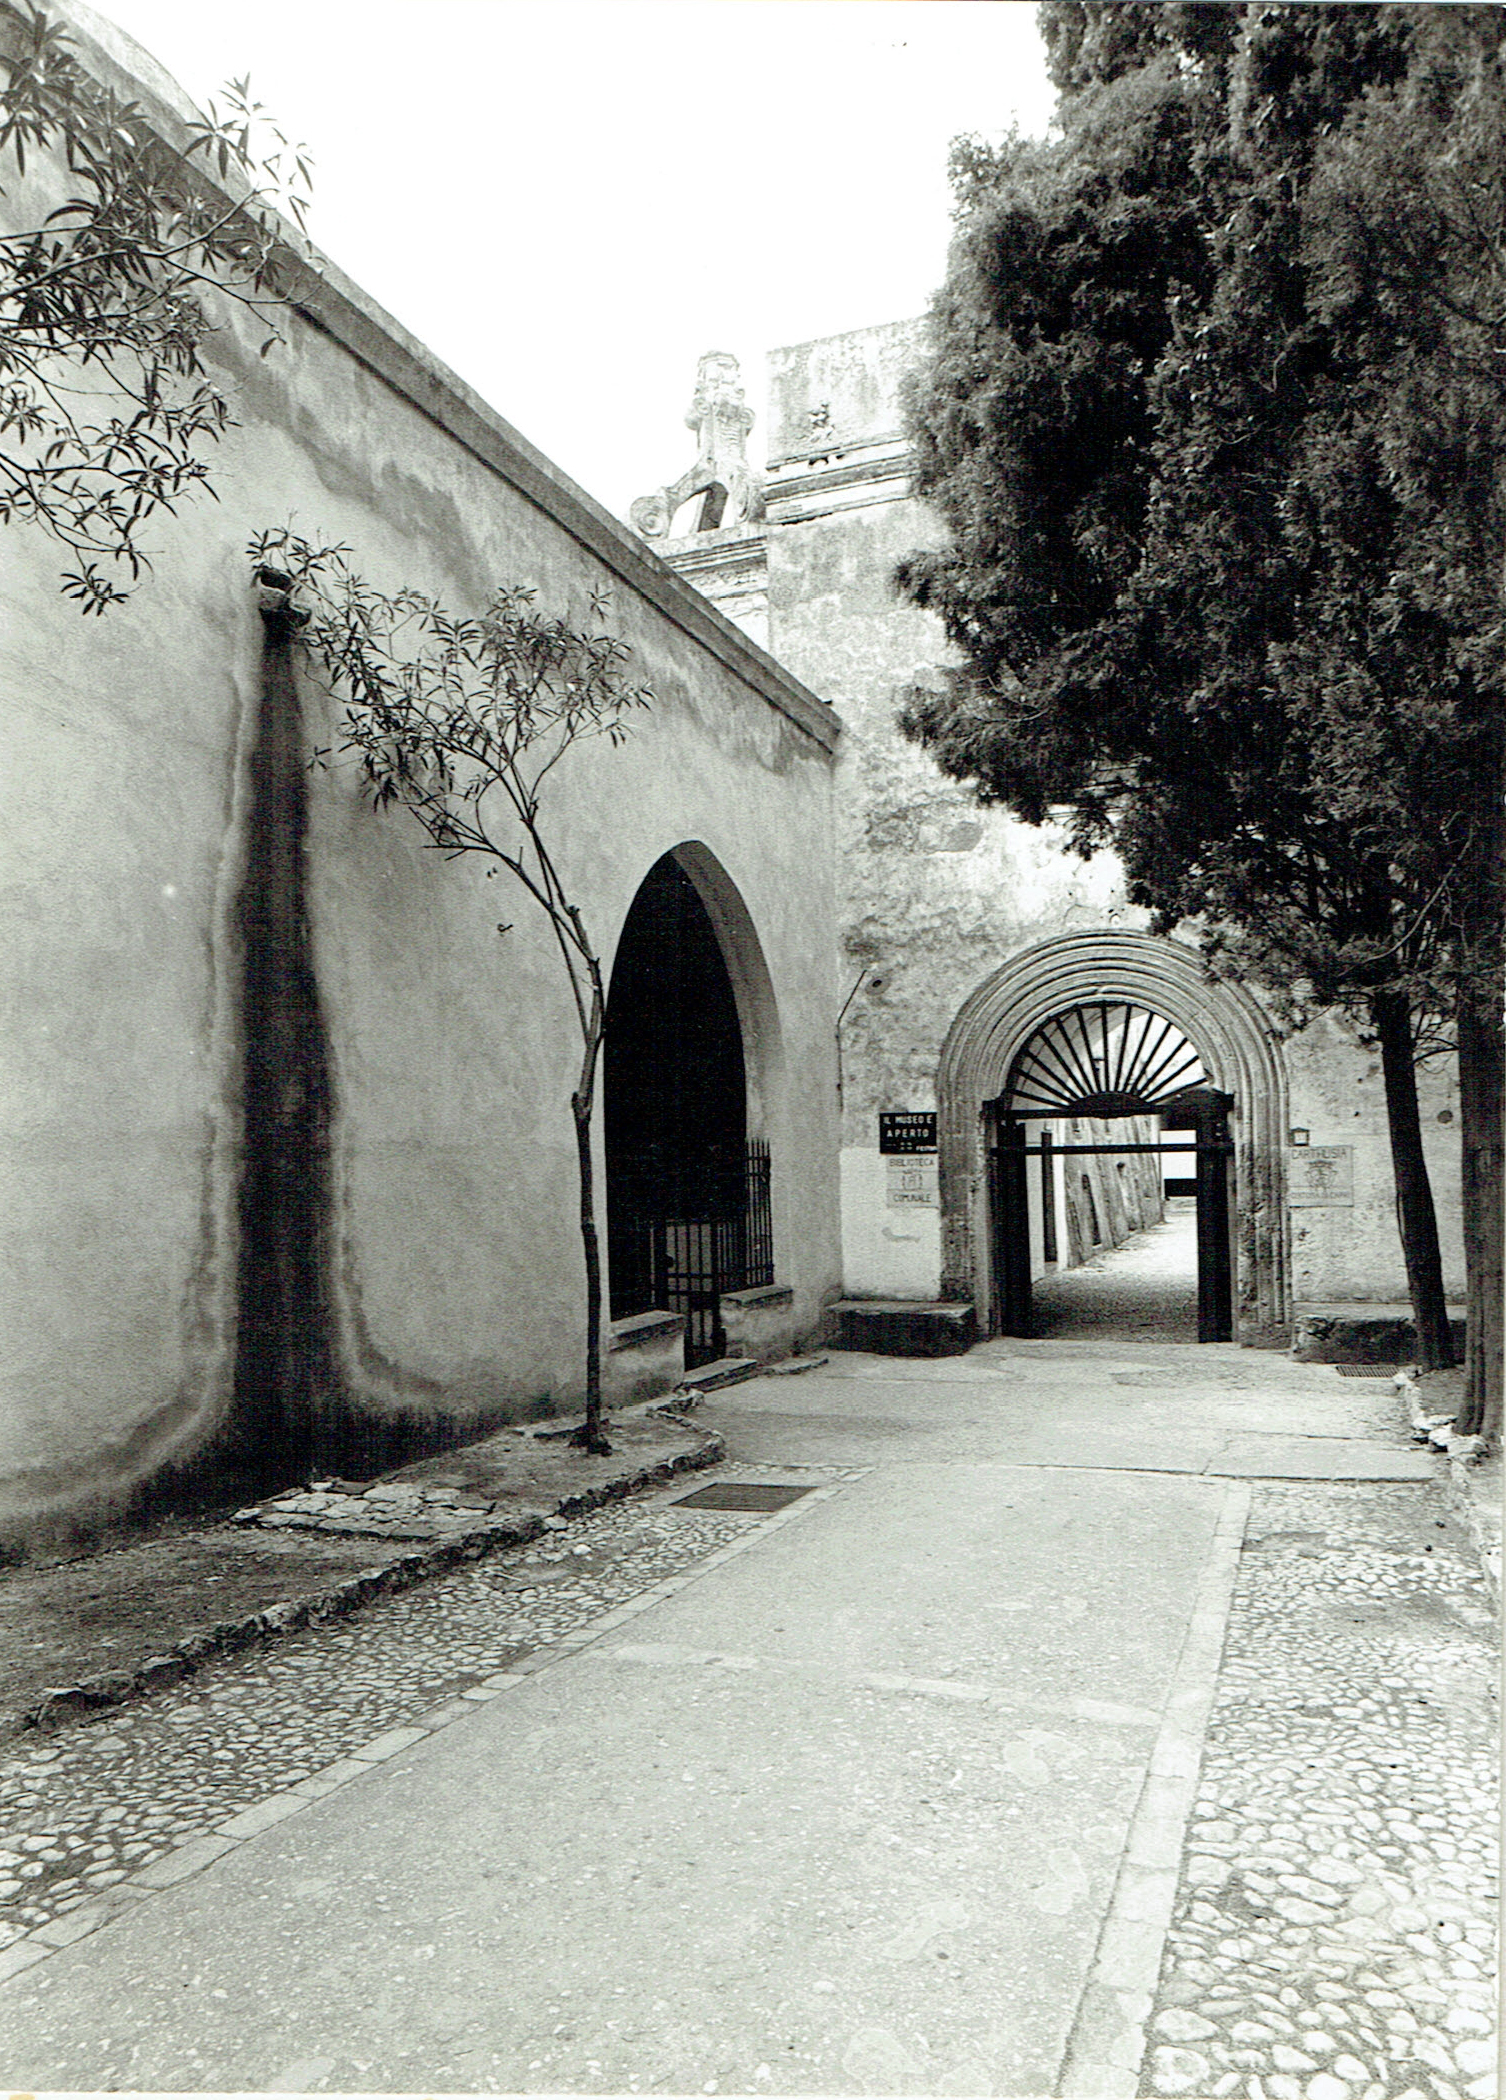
990 1000 1235 1342
605 850 776 1367
937 934 1290 1345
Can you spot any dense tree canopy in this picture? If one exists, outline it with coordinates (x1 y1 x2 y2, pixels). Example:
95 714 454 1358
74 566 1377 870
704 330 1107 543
899 3 1504 1430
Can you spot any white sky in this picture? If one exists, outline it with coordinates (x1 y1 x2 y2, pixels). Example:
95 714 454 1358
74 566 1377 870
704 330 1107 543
89 0 1057 520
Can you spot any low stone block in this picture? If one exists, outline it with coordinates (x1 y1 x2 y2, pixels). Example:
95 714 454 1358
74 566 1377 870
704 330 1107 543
32 1900 118 1948
352 1725 429 1762
416 1699 479 1730
720 1283 796 1362
606 1308 687 1407
675 1357 761 1393
1293 1304 1467 1363
129 1834 237 1887
823 1299 976 1357
134 1654 191 1695
0 1940 48 1981
217 1794 307 1839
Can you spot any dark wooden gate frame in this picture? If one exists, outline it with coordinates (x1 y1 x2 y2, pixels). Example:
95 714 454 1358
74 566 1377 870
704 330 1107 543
988 1088 1236 1343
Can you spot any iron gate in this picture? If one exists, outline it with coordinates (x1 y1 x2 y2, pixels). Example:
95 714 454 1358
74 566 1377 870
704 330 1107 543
988 1111 1235 1342
986 1000 1235 1344
620 1140 774 1368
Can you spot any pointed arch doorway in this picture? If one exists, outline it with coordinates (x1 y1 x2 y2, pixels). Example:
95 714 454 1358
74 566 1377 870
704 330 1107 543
604 851 775 1368
986 1000 1235 1341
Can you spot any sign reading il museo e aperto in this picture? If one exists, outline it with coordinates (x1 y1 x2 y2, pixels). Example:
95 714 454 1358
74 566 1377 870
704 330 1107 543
880 1112 938 1209
878 1112 938 1155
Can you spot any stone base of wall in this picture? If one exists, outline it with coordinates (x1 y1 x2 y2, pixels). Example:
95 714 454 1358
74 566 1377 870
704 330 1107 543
720 1284 796 1363
824 1299 976 1357
1293 1302 1468 1364
606 1311 687 1405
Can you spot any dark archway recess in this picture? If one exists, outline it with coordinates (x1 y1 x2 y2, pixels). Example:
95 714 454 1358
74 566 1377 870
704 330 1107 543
606 854 767 1367
988 1000 1235 1344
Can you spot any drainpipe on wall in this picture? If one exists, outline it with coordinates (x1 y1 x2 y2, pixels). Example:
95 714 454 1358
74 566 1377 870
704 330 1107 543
835 967 885 1111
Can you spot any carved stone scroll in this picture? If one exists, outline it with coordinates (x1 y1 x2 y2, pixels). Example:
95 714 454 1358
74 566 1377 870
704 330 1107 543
630 352 765 540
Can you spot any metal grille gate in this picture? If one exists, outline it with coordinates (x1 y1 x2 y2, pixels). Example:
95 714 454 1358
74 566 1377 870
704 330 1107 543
987 1001 1235 1344
624 1140 774 1368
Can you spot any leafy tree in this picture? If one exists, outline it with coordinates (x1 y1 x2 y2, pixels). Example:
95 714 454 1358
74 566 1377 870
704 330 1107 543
251 529 654 1456
899 2 1503 1429
1296 6 1506 1432
1 2 311 608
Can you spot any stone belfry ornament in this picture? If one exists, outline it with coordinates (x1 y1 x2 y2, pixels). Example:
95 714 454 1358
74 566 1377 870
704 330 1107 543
630 352 765 539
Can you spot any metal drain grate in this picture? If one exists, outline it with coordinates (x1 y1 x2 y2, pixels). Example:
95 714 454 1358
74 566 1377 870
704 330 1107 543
671 1481 818 1513
1334 1364 1405 1378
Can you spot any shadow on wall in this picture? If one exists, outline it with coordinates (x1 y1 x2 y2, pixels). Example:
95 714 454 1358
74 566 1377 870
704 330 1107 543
52 609 518 1554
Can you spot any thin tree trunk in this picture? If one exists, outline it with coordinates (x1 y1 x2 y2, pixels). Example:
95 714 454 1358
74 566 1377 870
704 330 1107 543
1451 683 1505 1443
1455 976 1504 1443
568 981 610 1456
569 1090 610 1454
1371 988 1457 1372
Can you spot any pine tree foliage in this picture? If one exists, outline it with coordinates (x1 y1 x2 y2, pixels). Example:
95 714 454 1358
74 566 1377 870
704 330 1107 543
899 3 1504 1429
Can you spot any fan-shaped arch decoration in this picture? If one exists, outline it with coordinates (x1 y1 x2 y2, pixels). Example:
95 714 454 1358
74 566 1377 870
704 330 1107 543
1005 1002 1209 1118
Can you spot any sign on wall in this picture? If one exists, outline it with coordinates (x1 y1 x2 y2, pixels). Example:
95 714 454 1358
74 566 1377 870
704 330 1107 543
886 1156 939 1209
1288 1145 1354 1207
879 1111 938 1155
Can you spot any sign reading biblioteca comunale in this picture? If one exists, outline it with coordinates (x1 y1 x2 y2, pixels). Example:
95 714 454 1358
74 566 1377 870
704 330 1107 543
880 1112 938 1208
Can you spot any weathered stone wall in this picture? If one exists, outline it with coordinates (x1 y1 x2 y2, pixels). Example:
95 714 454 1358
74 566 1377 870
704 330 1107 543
764 324 1137 1303
1283 1015 1463 1307
0 4 842 1557
757 320 1463 1325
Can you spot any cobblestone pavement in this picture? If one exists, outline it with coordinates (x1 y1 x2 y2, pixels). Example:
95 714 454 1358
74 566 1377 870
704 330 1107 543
1034 1203 1200 1342
1143 1481 1499 2100
1 1418 1495 2100
0 1490 774 1950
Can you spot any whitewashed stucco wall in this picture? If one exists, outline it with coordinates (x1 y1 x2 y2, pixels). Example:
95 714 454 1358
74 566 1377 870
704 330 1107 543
0 3 842 1553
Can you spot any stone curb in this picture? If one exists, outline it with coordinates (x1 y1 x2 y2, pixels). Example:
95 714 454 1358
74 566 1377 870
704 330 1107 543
1444 1448 1502 1612
1056 1480 1253 2100
0 1441 841 1988
1401 1373 1500 1611
20 1432 724 1735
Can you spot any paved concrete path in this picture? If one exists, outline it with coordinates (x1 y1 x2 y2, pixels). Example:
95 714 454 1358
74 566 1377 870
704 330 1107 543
0 1341 1492 2100
706 1339 1438 1483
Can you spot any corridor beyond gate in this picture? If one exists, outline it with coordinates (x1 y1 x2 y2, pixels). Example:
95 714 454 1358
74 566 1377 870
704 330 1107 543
1031 1199 1199 1343
0 1346 1493 2100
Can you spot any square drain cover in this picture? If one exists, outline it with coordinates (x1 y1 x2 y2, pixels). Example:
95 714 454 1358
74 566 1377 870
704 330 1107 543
672 1481 817 1513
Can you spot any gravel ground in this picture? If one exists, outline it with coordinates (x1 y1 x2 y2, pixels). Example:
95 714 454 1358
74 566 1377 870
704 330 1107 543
1143 1481 1498 2100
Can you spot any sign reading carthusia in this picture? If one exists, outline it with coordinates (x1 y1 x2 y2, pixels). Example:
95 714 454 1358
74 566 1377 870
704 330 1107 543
1287 1145 1354 1207
879 1111 938 1155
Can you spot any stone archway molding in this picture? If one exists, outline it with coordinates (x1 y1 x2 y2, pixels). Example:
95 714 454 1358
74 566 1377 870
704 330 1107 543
937 932 1290 1344
668 841 785 1141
